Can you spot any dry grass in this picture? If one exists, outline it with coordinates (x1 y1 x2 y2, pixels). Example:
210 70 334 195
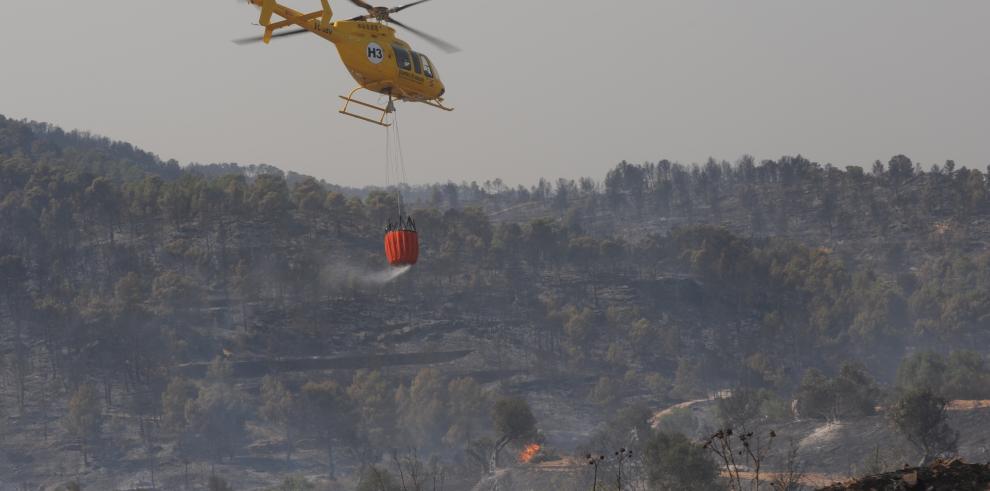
947 400 990 411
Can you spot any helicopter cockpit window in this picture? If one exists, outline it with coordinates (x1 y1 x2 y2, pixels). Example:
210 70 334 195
410 52 423 74
419 55 434 78
393 46 413 71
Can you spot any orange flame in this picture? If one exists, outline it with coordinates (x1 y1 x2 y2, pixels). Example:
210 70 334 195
518 443 541 463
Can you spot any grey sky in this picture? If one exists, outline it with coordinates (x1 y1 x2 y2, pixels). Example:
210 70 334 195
3 1 989 186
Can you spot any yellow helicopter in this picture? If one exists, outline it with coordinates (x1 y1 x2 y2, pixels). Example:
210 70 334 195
236 0 457 126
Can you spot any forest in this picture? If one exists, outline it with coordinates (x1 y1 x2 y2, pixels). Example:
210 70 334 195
3 114 990 489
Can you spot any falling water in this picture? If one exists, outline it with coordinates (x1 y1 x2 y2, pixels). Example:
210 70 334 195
366 264 412 284
322 262 412 289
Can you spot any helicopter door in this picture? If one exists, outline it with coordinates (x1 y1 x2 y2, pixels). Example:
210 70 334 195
410 52 423 74
392 45 414 72
419 55 435 78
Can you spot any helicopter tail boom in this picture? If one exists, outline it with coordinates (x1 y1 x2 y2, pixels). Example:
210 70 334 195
250 0 333 43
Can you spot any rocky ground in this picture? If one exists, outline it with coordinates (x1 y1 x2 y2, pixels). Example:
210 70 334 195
652 397 990 482
469 397 990 491
819 459 990 491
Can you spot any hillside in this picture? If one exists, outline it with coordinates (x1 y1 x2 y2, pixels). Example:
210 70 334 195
3 116 990 489
475 399 990 490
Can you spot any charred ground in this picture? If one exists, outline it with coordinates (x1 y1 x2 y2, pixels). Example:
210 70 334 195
3 115 990 489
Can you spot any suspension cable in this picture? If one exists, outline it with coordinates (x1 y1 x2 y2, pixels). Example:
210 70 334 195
393 110 409 219
384 105 407 220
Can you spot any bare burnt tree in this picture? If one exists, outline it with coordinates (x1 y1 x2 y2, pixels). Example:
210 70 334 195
704 428 776 491
771 438 806 491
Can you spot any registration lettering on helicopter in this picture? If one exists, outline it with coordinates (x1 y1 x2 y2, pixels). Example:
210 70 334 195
357 22 382 32
310 20 332 34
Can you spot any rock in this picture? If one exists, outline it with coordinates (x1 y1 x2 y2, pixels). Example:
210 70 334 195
818 459 990 491
901 470 917 486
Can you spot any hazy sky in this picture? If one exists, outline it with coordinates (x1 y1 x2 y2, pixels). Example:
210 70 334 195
3 1 989 186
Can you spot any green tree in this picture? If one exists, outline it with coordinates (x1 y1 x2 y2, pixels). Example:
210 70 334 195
643 431 718 490
793 364 878 421
356 466 401 491
898 350 990 400
364 190 399 226
208 475 234 491
150 271 201 316
644 372 671 401
671 358 704 400
84 176 120 245
493 397 538 445
323 191 354 233
588 376 620 407
489 397 540 471
896 351 947 394
182 381 250 464
299 380 358 479
717 387 769 429
522 218 559 266
944 351 990 399
64 384 103 466
562 306 595 365
589 403 654 455
444 377 487 445
248 173 292 223
888 388 958 465
267 476 316 491
347 369 394 449
114 271 146 306
162 377 197 432
260 375 296 461
291 177 326 213
795 368 835 420
887 154 914 194
655 407 696 437
292 177 326 238
832 362 878 418
396 368 447 447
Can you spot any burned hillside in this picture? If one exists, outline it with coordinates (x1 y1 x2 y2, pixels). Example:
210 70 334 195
4 115 990 489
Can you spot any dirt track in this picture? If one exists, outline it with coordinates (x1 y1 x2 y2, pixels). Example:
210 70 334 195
175 350 473 378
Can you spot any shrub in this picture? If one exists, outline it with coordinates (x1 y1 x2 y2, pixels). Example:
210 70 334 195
897 351 990 400
655 407 696 436
795 363 878 420
589 376 621 407
643 431 719 490
888 388 958 465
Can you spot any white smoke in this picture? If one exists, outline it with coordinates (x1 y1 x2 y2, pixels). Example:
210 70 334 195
363 264 412 284
321 261 412 289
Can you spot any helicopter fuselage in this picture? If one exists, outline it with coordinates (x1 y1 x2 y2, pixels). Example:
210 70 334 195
245 0 449 112
330 21 445 102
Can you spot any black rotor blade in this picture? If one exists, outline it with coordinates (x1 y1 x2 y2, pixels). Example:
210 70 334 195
389 0 433 14
233 27 309 45
387 18 460 54
349 14 371 21
348 0 376 11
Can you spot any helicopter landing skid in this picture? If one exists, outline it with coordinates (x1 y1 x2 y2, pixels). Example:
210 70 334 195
338 87 393 127
421 99 454 112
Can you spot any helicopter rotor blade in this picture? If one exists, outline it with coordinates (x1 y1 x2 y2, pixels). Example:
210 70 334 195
232 27 309 45
347 0 376 12
389 0 433 14
349 14 372 21
387 18 460 54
